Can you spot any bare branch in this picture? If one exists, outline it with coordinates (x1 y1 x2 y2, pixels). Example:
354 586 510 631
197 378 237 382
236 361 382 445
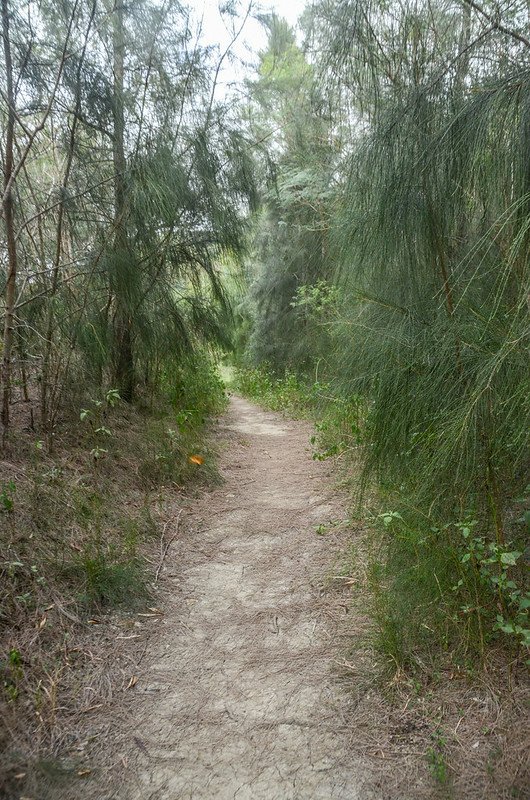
460 0 530 48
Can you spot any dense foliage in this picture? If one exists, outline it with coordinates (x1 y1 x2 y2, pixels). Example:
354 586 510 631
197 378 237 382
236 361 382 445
238 1 530 665
0 0 251 446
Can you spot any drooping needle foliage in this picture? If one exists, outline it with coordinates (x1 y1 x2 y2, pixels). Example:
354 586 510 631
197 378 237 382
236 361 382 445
239 0 530 661
0 0 253 445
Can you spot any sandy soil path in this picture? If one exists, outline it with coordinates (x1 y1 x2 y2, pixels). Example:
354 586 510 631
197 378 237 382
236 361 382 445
82 396 371 799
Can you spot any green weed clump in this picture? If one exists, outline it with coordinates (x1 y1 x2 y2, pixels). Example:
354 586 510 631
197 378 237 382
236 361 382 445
60 495 156 609
161 352 228 421
234 365 314 417
368 507 530 672
70 551 146 608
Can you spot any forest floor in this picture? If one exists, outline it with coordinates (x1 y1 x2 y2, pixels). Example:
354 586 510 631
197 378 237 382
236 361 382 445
45 396 527 800
57 395 374 799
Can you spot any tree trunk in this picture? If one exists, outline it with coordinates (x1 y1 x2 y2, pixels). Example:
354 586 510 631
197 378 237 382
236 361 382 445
41 1 96 432
1 0 18 447
113 1 134 402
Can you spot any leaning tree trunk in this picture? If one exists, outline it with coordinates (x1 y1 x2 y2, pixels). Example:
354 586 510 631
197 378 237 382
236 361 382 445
1 0 18 447
112 0 134 402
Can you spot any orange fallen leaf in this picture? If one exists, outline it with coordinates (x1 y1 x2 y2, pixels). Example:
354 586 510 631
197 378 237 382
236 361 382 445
188 454 204 465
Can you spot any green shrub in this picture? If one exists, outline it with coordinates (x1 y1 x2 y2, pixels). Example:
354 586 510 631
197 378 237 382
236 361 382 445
161 352 227 421
76 551 146 607
234 365 313 416
368 508 529 671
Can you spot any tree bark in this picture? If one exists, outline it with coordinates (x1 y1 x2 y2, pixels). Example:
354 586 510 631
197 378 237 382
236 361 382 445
113 1 134 402
41 1 96 433
1 0 18 446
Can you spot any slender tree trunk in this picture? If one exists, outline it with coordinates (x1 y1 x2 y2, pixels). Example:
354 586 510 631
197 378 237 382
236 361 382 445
40 137 74 430
113 1 134 402
17 332 29 403
1 0 18 446
41 1 96 432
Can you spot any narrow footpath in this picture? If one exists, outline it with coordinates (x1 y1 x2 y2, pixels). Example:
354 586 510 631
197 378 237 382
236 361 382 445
80 396 372 799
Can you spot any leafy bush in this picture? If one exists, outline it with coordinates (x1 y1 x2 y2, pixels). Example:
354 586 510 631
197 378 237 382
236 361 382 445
161 351 227 421
369 509 529 670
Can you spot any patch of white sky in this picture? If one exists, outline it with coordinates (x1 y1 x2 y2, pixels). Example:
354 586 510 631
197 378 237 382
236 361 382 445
186 0 308 98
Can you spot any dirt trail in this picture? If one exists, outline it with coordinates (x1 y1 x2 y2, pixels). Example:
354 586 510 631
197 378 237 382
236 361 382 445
82 397 372 799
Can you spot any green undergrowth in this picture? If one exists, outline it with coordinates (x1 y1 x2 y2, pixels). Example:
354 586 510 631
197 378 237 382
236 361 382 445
1 365 225 621
369 504 529 673
232 364 314 417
